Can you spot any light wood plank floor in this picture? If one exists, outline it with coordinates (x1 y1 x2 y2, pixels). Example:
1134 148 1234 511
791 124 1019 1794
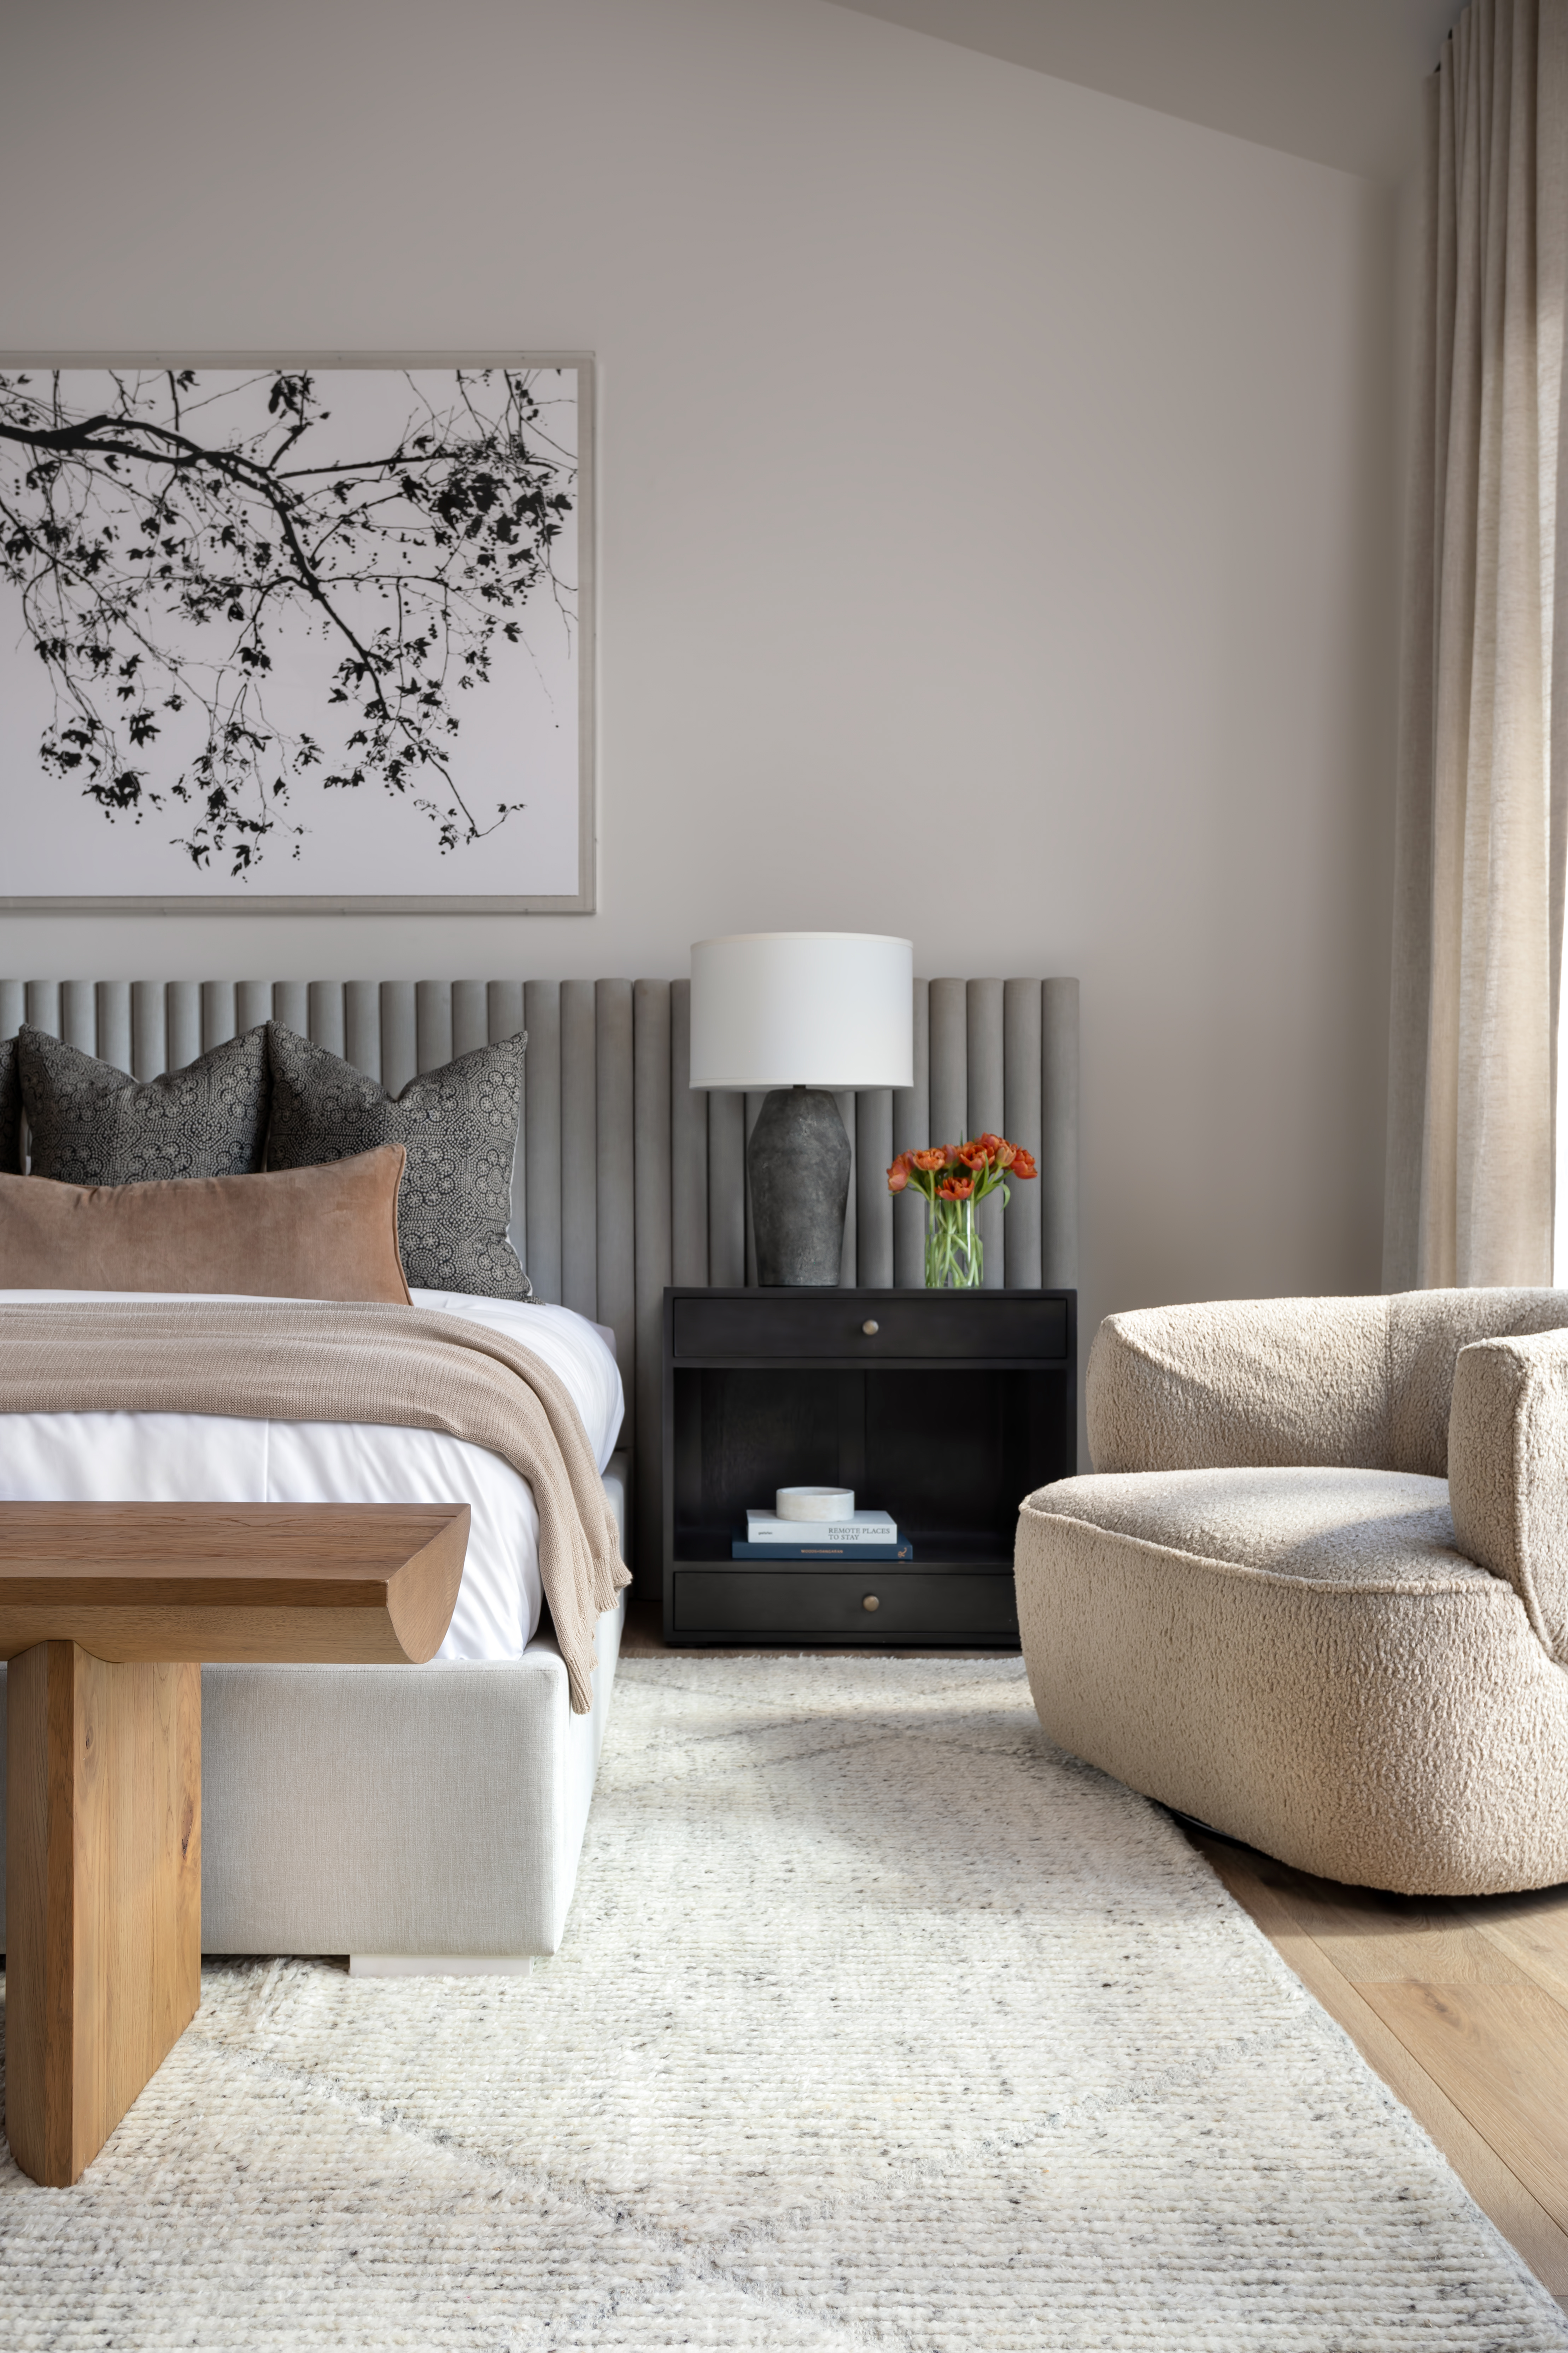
622 1608 1568 2309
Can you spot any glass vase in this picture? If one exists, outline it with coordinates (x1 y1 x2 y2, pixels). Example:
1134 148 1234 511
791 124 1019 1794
924 1195 982 1289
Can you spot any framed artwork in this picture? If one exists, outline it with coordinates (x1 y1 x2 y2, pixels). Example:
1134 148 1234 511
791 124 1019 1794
0 353 594 911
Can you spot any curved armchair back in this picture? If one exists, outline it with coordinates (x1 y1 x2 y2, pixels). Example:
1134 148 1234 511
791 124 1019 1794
1089 1287 1568 1477
1449 1328 1568 1662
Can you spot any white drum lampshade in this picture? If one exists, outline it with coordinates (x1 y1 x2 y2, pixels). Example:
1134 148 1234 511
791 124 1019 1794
689 933 913 1092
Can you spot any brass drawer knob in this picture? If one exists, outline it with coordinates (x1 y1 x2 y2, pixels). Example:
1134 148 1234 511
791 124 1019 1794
861 1319 880 1336
862 1594 880 1612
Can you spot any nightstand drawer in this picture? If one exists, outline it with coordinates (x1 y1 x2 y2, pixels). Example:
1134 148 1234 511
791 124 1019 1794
672 1568 1018 1639
671 1294 1066 1362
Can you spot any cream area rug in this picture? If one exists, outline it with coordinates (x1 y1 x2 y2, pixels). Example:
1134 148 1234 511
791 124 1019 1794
3 1657 1566 2351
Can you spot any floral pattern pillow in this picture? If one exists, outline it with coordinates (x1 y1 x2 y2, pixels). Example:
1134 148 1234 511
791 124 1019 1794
17 1024 270 1184
264 1022 529 1299
0 1037 20 1176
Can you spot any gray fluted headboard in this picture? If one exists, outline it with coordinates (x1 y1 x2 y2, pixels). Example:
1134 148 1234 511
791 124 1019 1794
0 974 1079 1593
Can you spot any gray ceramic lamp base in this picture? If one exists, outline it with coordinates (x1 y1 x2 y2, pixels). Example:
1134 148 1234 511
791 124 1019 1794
747 1088 850 1286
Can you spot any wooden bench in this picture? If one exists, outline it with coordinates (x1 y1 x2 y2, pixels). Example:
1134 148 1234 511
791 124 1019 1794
0 1502 469 2186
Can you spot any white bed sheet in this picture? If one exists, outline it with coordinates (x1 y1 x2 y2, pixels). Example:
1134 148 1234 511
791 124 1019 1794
0 1289 624 1664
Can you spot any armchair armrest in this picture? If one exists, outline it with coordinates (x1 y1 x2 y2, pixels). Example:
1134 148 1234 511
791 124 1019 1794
1086 1295 1392 1474
1449 1329 1568 1663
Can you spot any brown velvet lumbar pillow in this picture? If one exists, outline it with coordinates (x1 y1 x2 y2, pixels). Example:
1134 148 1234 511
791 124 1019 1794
0 1142 412 1303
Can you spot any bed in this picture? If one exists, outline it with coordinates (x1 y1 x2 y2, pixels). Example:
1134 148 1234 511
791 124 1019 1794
0 968 1081 1971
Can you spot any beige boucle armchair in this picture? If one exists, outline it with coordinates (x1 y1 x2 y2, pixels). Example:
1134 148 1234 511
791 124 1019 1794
1014 1288 1568 1896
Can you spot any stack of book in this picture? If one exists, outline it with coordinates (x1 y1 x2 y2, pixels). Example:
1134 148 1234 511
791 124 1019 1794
732 1509 912 1561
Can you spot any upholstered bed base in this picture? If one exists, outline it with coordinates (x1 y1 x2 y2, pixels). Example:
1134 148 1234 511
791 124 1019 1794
204 1590 625 1964
0 1462 627 1967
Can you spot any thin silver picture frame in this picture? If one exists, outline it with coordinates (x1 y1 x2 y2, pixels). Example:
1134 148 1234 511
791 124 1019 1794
0 350 597 914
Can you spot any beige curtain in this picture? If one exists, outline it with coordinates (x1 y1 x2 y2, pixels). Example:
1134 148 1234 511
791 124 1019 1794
1384 0 1568 1291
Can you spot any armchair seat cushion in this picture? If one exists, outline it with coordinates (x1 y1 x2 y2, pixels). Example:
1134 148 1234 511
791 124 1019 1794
1017 1464 1568 1897
1042 1466 1480 1588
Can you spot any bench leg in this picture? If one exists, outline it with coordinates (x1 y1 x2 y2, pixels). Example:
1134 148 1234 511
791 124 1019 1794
5 1642 201 2185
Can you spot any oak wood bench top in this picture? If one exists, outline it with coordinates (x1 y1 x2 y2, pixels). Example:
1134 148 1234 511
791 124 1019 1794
0 1502 470 1665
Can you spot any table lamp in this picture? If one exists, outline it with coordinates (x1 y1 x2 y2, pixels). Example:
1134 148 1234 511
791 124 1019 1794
690 932 914 1285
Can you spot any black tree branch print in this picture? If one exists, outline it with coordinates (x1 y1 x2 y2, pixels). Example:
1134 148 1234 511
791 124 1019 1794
0 367 576 876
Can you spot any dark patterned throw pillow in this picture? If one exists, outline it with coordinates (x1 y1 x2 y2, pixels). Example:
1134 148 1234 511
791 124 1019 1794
264 1022 530 1299
17 1024 271 1184
0 1036 21 1176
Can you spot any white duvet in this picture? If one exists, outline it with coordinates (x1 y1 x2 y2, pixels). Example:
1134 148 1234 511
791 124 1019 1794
0 1289 625 1664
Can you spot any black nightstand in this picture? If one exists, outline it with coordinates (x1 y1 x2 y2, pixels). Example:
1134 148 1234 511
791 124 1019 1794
661 1287 1077 1647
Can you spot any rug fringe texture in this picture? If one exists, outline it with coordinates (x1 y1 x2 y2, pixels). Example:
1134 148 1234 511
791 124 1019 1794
2 1655 1564 2349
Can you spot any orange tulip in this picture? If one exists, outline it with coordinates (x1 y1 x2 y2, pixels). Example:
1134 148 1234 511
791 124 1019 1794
887 1160 909 1193
958 1141 990 1171
937 1176 974 1201
992 1139 1017 1169
911 1148 946 1172
1011 1148 1037 1181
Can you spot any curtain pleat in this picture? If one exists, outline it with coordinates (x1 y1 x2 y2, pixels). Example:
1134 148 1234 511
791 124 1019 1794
1384 0 1568 1289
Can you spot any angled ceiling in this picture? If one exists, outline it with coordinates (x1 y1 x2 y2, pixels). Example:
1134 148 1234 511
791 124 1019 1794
823 0 1462 181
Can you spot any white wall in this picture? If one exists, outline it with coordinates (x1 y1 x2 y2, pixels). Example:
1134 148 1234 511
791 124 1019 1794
0 0 1398 1349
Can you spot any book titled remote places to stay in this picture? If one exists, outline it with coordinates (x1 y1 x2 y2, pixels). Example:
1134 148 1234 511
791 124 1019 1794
733 1510 912 1561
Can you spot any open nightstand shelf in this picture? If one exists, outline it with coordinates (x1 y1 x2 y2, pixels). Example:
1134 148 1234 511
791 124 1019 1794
661 1287 1077 1647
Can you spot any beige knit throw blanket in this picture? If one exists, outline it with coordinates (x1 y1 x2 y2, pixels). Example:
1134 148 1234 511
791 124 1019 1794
0 1299 630 1711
